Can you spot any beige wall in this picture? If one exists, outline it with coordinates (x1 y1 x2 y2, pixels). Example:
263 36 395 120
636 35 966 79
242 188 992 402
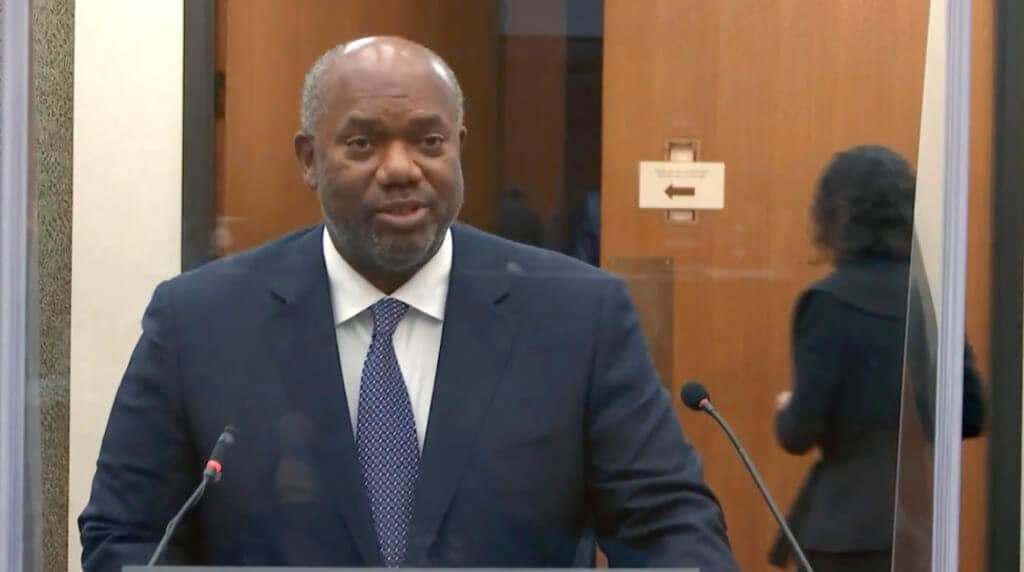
68 1 184 570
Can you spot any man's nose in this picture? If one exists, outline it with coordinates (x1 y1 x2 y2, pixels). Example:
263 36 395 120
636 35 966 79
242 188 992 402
376 141 423 188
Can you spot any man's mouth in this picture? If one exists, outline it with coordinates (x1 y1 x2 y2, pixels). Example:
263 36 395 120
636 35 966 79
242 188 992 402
374 201 430 230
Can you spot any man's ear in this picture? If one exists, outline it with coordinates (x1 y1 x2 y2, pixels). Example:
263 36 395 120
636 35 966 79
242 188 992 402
458 126 468 152
294 132 317 189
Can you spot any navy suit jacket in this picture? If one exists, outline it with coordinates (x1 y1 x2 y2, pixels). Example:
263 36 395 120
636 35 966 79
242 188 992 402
79 224 737 571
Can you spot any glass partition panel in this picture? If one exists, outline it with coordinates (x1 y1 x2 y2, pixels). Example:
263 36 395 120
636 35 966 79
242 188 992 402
26 1 1006 572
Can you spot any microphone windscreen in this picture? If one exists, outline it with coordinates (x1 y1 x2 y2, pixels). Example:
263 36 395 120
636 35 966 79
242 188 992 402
680 381 710 411
221 426 237 446
209 426 237 463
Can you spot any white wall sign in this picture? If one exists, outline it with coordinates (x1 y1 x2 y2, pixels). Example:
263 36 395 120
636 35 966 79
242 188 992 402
638 161 725 210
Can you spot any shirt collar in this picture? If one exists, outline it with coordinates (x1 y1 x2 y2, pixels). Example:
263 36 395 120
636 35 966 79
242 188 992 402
322 226 452 325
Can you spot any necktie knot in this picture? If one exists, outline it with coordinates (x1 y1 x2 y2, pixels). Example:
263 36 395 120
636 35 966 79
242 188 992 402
371 298 409 338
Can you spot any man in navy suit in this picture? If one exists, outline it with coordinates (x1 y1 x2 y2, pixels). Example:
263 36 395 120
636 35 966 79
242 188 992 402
79 36 738 571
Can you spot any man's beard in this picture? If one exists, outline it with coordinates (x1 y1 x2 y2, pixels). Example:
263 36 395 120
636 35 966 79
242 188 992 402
326 211 446 275
319 175 459 276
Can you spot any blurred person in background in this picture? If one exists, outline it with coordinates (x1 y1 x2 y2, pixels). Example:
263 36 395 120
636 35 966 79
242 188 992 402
494 186 544 247
572 189 601 266
770 145 985 572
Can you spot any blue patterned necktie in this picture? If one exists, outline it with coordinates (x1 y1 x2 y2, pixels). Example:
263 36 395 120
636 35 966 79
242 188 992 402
355 297 420 567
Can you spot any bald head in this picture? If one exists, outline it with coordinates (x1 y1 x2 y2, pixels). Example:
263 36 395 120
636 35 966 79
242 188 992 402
300 36 464 135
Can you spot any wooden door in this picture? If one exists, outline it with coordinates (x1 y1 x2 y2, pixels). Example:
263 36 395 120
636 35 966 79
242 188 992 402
601 0 993 569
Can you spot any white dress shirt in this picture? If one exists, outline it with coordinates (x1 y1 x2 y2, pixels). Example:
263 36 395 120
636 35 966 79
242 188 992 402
322 227 452 451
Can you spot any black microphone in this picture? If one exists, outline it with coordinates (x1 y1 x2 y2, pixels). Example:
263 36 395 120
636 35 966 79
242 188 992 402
681 382 815 572
202 425 236 482
147 425 237 567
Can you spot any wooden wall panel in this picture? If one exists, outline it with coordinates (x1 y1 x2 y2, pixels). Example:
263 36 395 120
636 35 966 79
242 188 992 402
499 35 567 223
219 0 498 253
601 0 993 569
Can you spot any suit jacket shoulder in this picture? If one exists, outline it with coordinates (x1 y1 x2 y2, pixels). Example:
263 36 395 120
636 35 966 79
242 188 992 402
161 225 323 307
450 223 612 280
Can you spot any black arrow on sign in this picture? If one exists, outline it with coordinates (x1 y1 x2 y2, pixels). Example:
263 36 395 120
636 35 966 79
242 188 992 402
664 185 696 198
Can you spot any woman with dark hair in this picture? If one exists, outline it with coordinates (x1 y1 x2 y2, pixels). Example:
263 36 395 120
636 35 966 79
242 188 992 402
769 145 985 572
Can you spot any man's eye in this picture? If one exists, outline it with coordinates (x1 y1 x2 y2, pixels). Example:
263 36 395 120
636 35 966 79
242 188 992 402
346 137 374 151
422 135 445 148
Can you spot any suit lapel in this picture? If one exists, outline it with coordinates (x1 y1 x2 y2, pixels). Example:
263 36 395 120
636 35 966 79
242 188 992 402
266 226 383 565
406 226 515 563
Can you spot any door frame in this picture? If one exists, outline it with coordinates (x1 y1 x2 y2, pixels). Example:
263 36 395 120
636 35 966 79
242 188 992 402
181 0 216 271
987 0 1024 567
